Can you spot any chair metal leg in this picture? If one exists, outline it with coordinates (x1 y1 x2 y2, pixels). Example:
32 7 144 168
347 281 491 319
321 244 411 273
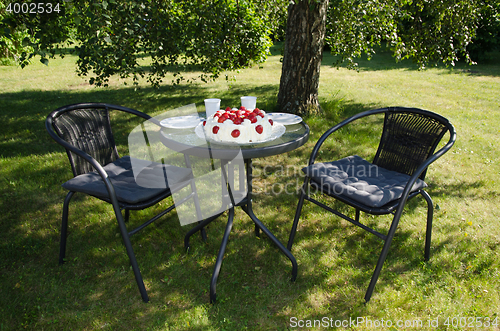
60 190 148 302
420 190 433 261
59 191 75 265
365 206 405 302
287 177 309 251
111 201 149 303
365 232 394 303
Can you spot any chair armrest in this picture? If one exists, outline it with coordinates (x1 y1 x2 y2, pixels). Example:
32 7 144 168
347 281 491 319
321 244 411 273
308 108 388 165
106 103 162 127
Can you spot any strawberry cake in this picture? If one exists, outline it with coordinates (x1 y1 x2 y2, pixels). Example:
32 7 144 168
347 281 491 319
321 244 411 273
203 107 274 143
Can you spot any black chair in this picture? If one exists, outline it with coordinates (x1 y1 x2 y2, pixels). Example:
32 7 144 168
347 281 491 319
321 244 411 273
287 107 456 302
46 103 205 302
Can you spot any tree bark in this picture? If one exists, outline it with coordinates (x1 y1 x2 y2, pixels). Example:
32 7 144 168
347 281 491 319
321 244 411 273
277 0 328 115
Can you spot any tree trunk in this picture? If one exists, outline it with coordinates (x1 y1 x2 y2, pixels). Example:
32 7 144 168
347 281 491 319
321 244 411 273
277 0 328 115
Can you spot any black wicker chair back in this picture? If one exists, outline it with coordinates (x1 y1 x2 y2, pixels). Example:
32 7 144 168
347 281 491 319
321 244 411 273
373 110 448 179
287 106 456 303
52 107 119 176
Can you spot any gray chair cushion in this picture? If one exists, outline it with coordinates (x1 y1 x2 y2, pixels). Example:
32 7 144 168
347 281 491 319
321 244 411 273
302 155 427 208
62 156 193 204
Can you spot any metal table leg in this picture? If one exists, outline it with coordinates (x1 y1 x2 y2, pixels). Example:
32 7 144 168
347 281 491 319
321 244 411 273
241 159 297 281
186 158 298 303
210 207 234 303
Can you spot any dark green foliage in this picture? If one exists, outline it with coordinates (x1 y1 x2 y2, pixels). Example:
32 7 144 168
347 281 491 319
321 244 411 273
467 0 500 61
0 0 73 65
326 0 484 69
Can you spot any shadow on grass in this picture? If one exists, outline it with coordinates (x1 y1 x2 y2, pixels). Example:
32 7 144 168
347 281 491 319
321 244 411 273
431 179 500 200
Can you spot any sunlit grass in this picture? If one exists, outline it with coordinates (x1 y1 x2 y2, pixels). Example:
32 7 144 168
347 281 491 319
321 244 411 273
1 45 499 330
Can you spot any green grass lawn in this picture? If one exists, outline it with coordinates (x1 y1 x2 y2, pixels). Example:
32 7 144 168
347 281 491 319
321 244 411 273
1 45 499 330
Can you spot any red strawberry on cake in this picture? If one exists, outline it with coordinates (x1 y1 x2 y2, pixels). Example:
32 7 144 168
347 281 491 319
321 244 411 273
204 106 274 143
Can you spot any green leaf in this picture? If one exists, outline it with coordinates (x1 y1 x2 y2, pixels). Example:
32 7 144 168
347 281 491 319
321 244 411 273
40 58 49 66
22 37 30 47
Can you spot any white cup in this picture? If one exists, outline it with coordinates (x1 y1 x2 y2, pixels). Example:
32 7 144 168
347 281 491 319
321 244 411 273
241 96 257 110
204 98 221 118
